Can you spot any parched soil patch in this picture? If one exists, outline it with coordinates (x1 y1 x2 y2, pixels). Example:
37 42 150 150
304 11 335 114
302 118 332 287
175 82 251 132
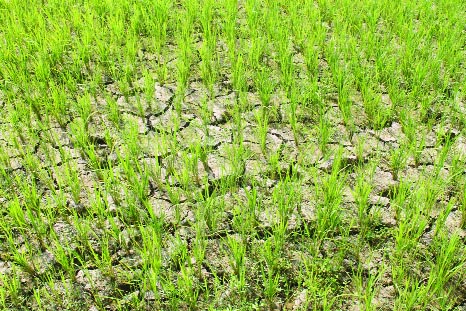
0 0 466 310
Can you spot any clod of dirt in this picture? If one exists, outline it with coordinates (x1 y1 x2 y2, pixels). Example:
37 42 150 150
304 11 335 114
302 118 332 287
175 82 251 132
444 210 466 238
206 125 232 146
33 250 55 275
455 136 466 160
8 157 22 170
204 239 233 278
76 269 113 296
375 207 396 227
369 195 390 207
331 124 352 146
106 193 118 214
207 154 234 179
284 289 307 311
399 166 421 182
147 109 192 133
211 93 233 124
418 148 437 165
122 113 147 134
372 168 397 195
318 157 334 173
423 165 449 181
245 158 266 176
149 197 174 222
342 186 355 204
144 290 156 301
0 260 11 277
32 278 90 311
374 285 396 310
154 83 174 102
53 221 78 250
377 122 403 143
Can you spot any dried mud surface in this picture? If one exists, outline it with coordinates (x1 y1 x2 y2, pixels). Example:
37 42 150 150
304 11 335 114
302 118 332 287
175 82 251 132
1 40 466 311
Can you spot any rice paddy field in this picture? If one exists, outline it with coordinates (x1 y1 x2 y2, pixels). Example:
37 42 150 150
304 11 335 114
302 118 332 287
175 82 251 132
0 0 466 310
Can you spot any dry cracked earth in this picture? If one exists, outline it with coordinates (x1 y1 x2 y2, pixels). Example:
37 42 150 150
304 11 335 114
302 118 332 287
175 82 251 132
1 51 466 310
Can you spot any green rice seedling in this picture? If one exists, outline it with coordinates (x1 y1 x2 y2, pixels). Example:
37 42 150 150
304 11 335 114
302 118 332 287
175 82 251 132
165 183 182 224
393 203 428 260
26 207 51 250
353 169 373 237
317 114 332 156
353 263 384 311
232 53 247 95
0 282 5 310
242 185 259 234
416 179 443 218
8 197 26 229
314 147 345 239
69 118 90 152
200 194 222 233
70 214 92 253
277 33 294 97
64 163 82 205
199 11 219 98
460 188 466 229
361 81 391 130
1 269 21 307
330 57 353 130
274 176 299 227
199 44 218 98
271 218 287 260
427 232 465 308
301 260 319 309
288 86 300 145
175 26 193 103
140 223 163 296
245 0 260 34
304 41 320 79
393 274 429 311
223 0 238 64
192 218 207 274
255 66 275 109
174 152 196 192
155 56 169 85
15 174 40 211
105 93 121 126
433 137 453 179
83 144 101 171
149 0 171 55
389 144 408 181
48 237 76 280
185 146 202 188
302 254 341 310
433 200 454 239
248 35 266 71
11 239 37 277
226 235 246 280
255 108 269 155
48 82 70 127
178 264 200 310
412 134 426 167
306 75 324 118
199 96 212 137
354 136 366 164
260 238 281 308
95 236 116 279
267 147 281 179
